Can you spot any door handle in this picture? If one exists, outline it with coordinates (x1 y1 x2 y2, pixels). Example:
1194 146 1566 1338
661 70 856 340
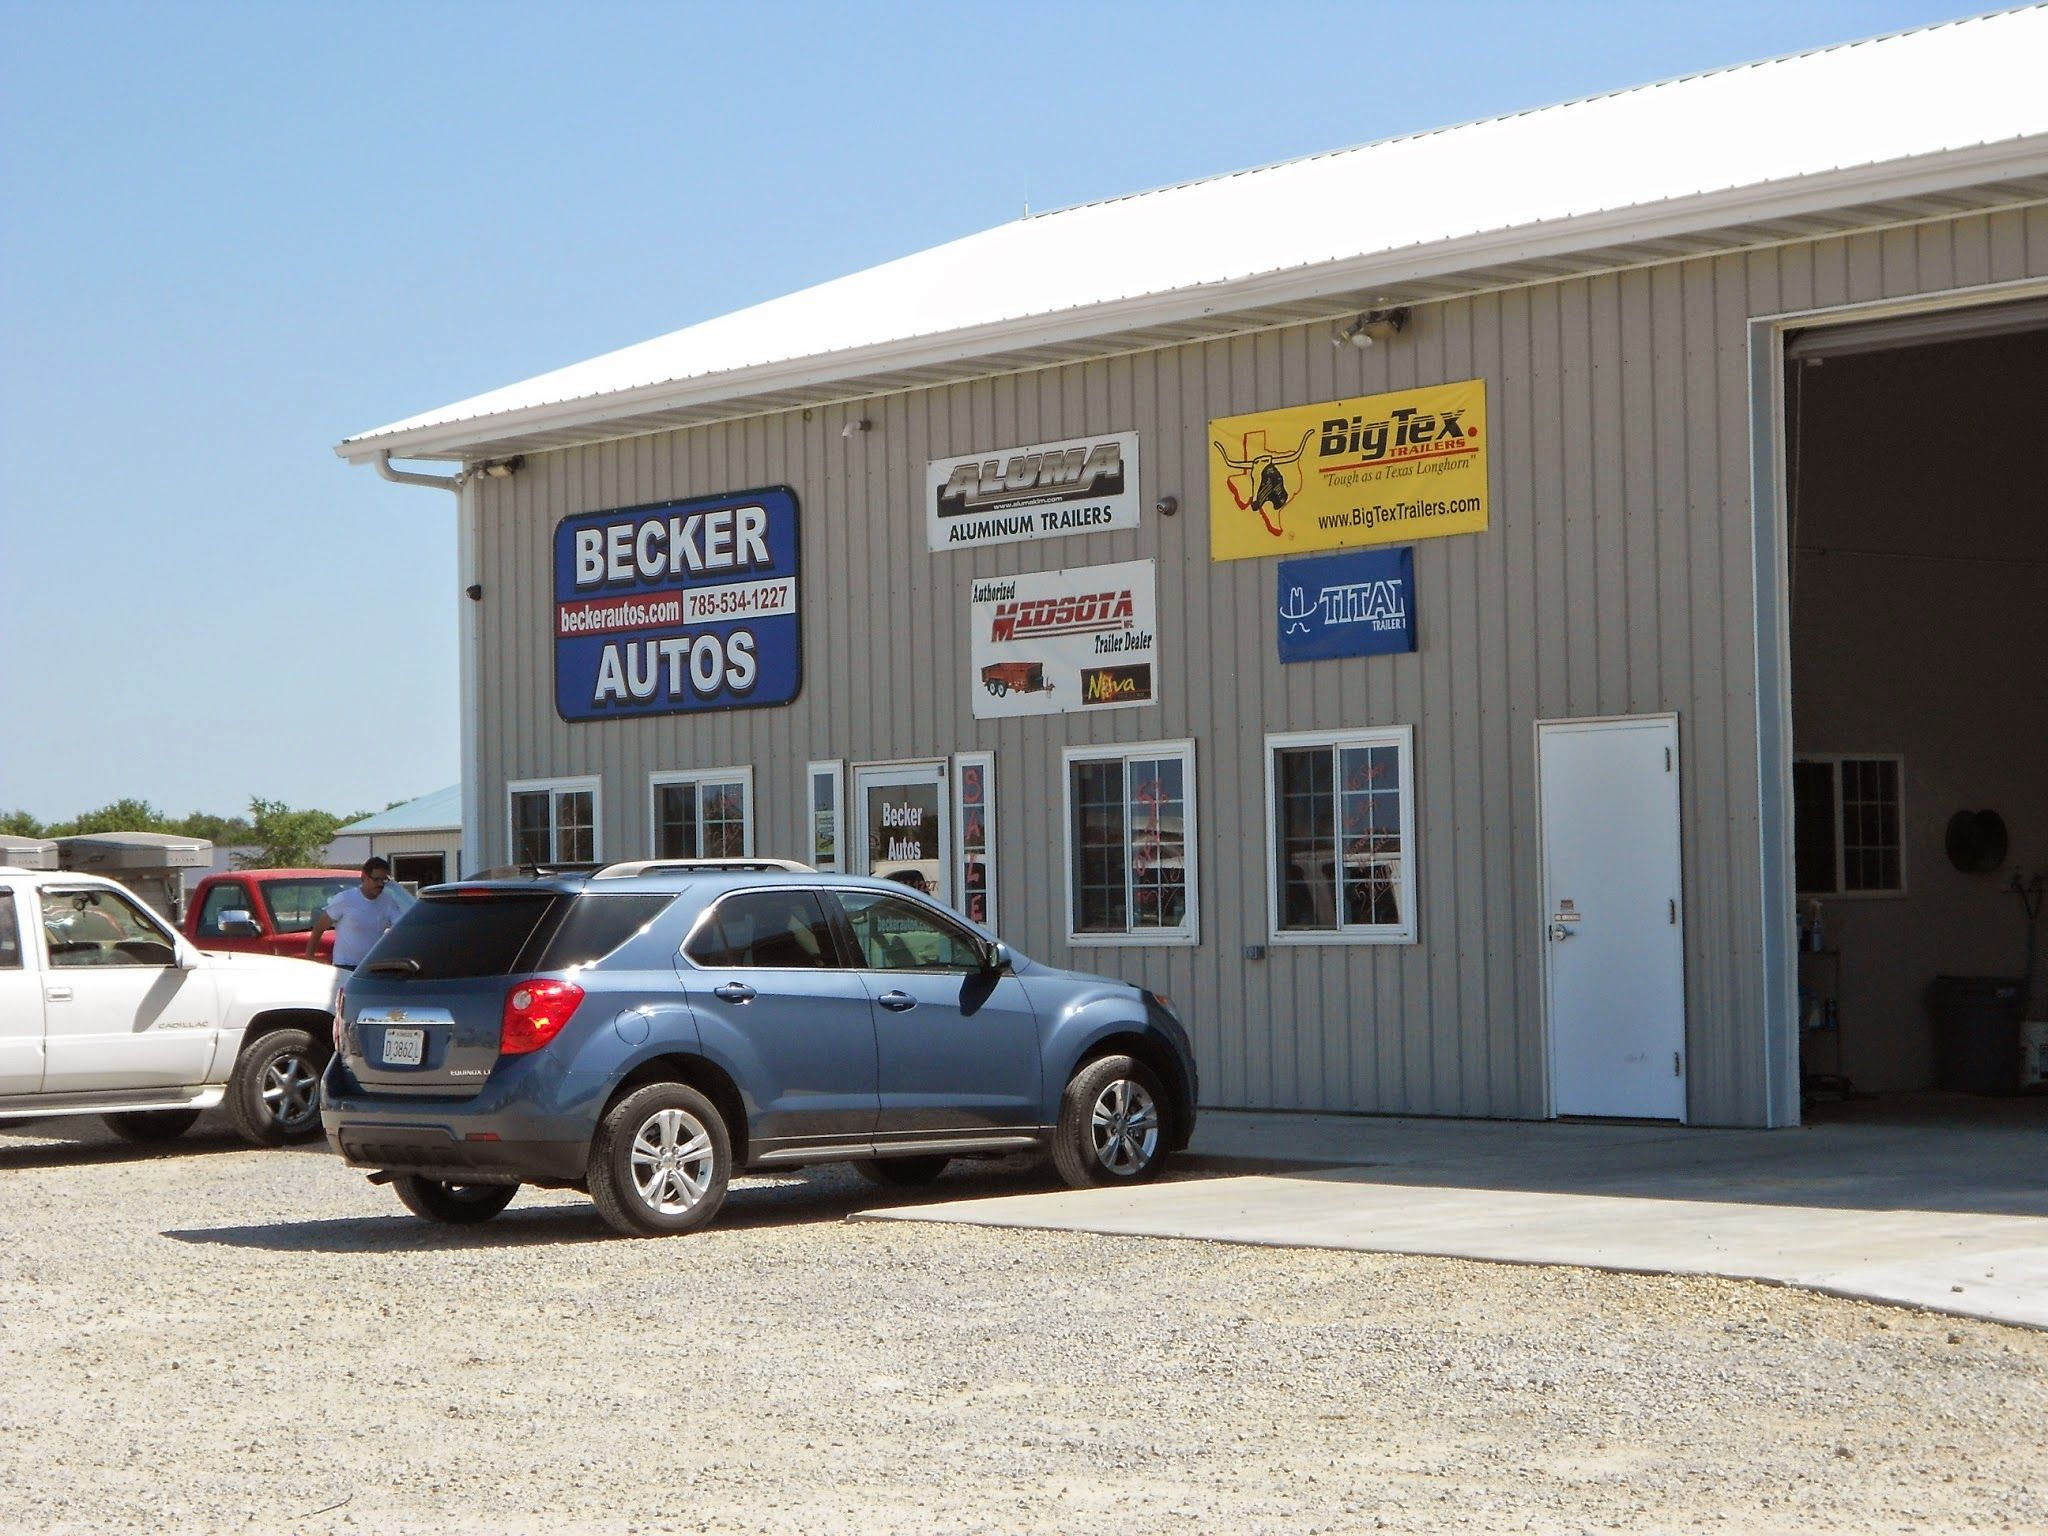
45 986 73 1002
876 991 916 1012
1548 923 1577 942
711 982 756 1004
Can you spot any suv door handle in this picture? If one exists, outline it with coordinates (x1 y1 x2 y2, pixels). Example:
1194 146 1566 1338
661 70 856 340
711 982 756 1004
876 991 916 1012
45 986 73 1002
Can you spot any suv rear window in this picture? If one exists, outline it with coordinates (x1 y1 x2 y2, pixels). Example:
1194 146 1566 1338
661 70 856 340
361 893 561 979
532 894 675 971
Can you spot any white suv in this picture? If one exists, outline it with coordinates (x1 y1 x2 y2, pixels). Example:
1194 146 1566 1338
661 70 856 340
0 865 341 1145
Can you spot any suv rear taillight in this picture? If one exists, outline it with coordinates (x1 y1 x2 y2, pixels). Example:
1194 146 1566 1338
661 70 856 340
501 978 584 1055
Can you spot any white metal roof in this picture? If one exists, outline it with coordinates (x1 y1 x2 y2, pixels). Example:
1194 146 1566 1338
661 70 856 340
337 784 462 836
341 7 2048 463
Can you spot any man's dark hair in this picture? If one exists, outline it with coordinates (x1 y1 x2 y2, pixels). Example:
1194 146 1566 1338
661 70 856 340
363 857 392 877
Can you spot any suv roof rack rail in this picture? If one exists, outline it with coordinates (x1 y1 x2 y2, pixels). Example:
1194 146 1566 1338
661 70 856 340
593 857 816 879
463 861 608 881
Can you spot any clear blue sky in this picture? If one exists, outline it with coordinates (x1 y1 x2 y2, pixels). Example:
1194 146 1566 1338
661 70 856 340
0 0 1977 823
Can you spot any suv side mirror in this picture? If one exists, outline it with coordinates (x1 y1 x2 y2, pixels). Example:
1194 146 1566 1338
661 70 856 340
220 910 260 938
982 939 1012 974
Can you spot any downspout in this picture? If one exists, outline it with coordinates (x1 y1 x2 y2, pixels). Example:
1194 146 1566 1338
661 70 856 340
375 452 485 879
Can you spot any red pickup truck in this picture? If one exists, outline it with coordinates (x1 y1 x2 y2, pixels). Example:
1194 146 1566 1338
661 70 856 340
183 869 370 962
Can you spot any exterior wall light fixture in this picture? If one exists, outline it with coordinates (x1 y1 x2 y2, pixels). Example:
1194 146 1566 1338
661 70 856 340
479 456 524 478
842 417 872 438
1332 307 1411 349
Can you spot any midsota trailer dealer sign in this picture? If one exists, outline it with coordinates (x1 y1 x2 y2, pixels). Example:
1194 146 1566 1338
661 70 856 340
553 486 801 722
969 559 1158 719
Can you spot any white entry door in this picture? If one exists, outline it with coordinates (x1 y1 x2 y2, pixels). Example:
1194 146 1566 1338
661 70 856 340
854 762 951 907
1539 715 1686 1120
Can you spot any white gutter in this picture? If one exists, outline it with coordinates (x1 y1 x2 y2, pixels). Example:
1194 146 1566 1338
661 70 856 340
371 451 484 880
335 138 2048 465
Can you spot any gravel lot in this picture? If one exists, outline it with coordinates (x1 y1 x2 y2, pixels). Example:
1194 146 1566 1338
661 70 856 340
2 1112 2044 1536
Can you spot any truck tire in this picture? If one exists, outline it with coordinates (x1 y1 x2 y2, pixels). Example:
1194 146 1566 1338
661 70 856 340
227 1027 327 1146
103 1109 202 1143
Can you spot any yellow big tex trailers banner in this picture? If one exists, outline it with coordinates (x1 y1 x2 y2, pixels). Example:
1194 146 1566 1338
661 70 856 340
1209 379 1488 561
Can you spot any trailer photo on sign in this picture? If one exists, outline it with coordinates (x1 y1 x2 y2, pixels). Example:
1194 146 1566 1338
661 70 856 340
969 559 1157 719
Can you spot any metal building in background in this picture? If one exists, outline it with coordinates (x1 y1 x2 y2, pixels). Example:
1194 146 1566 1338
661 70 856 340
340 11 2048 1127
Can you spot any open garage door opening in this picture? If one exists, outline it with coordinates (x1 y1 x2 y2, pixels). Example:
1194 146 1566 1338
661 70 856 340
1782 299 2048 1121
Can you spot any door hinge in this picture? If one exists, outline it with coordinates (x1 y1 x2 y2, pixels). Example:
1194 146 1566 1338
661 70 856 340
1669 898 1677 925
1673 1051 1683 1077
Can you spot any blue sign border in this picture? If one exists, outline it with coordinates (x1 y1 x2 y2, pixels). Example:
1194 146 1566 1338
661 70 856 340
1277 546 1417 662
552 485 803 723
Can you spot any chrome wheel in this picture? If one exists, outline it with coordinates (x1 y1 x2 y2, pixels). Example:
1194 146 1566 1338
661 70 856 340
630 1107 716 1215
1090 1076 1161 1176
262 1051 321 1133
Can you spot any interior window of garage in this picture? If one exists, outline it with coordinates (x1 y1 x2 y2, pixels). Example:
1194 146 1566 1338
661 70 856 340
1060 741 1197 945
1793 755 1904 896
1267 726 1416 943
651 769 752 860
508 778 601 866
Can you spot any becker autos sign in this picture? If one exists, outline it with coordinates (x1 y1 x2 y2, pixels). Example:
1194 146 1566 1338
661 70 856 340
553 486 800 722
1278 546 1417 662
1209 379 1487 561
927 431 1140 552
969 559 1157 718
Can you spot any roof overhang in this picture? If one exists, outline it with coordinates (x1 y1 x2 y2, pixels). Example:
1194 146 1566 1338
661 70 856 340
340 141 2048 468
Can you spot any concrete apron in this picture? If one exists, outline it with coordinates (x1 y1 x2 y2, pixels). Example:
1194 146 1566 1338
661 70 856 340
854 1109 2048 1330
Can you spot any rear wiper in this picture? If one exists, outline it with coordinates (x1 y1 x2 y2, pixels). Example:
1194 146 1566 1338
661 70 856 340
361 958 422 977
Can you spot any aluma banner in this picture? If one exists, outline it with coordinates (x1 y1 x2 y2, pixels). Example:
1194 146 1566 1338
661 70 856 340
969 559 1157 719
1209 379 1487 561
928 431 1140 553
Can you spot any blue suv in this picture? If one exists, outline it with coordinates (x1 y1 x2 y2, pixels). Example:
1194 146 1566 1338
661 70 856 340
322 860 1198 1237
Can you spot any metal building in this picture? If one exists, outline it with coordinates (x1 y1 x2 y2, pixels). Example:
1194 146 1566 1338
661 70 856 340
341 11 2048 1127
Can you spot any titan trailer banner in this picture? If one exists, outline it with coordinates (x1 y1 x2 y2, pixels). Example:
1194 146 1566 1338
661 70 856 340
969 559 1157 718
928 431 1140 552
553 486 801 722
1209 379 1487 561
1278 546 1418 662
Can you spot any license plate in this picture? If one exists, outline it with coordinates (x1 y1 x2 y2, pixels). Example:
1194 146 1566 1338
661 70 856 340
381 1028 425 1067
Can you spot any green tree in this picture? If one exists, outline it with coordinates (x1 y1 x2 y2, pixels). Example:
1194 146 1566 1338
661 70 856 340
242 798 346 868
1 810 45 837
46 799 170 837
171 810 256 846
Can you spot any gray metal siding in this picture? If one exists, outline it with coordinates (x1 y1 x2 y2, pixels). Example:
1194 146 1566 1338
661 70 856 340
468 205 2048 1126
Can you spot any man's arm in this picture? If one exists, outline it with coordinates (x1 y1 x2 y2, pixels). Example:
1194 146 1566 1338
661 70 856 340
306 910 334 961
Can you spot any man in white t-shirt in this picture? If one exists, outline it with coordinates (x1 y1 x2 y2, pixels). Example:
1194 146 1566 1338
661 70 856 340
308 858 409 969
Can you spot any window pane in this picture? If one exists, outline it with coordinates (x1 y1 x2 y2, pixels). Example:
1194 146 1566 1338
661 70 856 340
839 891 983 971
1276 747 1336 929
556 790 595 863
534 894 675 970
1791 761 1838 896
702 780 747 858
0 893 22 970
1071 760 1127 932
701 890 835 968
655 782 698 859
261 877 358 934
512 791 551 867
42 888 177 969
1838 757 1902 894
1340 744 1404 927
371 892 560 980
1129 757 1186 930
197 882 255 938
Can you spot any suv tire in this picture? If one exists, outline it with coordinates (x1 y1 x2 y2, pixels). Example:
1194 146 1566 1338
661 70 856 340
227 1027 326 1146
852 1155 950 1188
1052 1054 1170 1188
588 1082 731 1237
392 1175 518 1224
102 1108 202 1142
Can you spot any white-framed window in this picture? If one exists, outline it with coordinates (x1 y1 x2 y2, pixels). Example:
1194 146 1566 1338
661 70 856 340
650 767 754 860
507 776 602 866
806 759 843 872
1060 739 1197 946
1265 726 1417 944
954 750 995 932
1794 754 1905 897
